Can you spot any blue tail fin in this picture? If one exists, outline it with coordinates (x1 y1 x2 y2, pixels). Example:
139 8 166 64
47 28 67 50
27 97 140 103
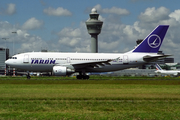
155 64 162 70
133 25 169 53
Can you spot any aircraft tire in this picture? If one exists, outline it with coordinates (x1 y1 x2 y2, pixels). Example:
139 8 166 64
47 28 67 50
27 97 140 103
76 75 82 79
76 75 89 79
27 75 31 79
83 75 89 79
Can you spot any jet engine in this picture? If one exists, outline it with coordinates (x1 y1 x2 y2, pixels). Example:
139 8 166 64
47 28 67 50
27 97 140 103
52 66 75 76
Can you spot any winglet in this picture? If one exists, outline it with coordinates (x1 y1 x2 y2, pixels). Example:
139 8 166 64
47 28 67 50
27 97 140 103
133 25 169 53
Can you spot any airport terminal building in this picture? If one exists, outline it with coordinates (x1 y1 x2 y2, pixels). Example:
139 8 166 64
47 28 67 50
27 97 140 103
0 48 9 75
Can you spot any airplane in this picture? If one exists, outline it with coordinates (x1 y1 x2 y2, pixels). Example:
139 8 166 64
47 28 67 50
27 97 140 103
87 72 113 76
5 25 170 79
155 64 180 76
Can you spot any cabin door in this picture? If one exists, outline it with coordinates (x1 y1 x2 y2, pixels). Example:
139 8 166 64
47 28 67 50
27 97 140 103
23 55 29 63
123 55 129 64
67 57 71 63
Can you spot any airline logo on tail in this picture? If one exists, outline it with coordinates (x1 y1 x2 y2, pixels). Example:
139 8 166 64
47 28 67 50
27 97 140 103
155 64 162 71
133 25 169 53
148 34 161 48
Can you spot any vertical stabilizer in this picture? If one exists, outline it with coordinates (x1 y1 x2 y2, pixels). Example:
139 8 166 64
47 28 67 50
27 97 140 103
155 64 163 71
133 25 169 53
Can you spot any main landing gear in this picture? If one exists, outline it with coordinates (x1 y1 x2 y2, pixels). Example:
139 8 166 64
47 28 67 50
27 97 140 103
76 75 89 79
76 71 89 79
27 72 31 79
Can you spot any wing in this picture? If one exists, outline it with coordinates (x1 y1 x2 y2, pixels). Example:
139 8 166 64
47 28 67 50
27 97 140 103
71 59 112 69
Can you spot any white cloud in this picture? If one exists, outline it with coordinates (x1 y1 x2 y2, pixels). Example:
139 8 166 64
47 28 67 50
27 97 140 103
94 4 130 15
43 7 72 16
0 3 16 15
58 37 80 47
18 36 48 53
0 21 17 38
16 30 31 39
6 3 16 15
139 7 170 23
22 17 44 30
56 26 89 51
169 9 180 21
102 7 130 15
0 21 48 55
99 40 119 50
50 22 91 52
58 28 81 37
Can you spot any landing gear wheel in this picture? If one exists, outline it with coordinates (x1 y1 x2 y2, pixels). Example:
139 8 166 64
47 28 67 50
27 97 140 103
83 75 89 79
76 75 82 79
76 75 89 79
27 75 31 79
27 72 31 79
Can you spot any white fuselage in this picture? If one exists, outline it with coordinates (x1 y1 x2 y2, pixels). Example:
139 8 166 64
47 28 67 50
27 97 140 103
155 70 180 76
5 52 153 73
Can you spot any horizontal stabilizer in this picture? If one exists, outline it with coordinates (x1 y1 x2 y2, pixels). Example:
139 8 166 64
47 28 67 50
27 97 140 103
143 54 172 62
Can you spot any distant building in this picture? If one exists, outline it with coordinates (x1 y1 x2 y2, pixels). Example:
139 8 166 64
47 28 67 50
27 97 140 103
136 39 143 45
0 48 9 74
41 49 48 52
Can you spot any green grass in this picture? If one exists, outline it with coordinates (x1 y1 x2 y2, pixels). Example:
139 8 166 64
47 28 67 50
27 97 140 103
0 76 180 119
1 100 180 120
1 75 180 80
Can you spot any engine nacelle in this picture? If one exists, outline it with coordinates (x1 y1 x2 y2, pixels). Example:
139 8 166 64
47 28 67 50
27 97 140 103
52 66 74 76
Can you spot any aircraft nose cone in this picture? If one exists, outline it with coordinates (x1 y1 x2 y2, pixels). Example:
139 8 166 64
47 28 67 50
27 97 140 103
5 60 9 65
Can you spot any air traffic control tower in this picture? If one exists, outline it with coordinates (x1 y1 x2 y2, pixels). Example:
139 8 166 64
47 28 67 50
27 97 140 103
86 8 103 53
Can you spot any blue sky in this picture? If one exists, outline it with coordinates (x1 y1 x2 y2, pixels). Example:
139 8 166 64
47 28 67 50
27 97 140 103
1 0 180 62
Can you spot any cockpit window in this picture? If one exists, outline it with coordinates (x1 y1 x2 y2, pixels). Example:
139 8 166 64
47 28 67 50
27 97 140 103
9 57 17 59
